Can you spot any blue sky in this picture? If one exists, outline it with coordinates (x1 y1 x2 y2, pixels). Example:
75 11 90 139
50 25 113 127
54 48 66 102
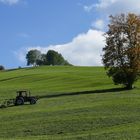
0 0 140 68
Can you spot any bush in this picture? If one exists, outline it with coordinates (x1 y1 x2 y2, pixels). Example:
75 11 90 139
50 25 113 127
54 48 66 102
0 65 5 71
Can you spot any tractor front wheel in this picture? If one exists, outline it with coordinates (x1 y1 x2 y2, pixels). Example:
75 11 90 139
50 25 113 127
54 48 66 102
30 98 36 105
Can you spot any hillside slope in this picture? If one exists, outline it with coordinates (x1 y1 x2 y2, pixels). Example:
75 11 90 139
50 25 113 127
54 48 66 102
0 66 140 140
0 66 115 99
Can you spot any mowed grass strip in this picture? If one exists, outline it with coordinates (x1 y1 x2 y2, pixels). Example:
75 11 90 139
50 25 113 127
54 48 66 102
0 66 140 140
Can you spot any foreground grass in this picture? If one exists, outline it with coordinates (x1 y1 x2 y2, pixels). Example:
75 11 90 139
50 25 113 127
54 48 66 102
0 66 140 139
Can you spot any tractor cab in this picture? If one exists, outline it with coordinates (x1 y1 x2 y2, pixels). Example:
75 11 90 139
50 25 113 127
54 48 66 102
17 90 30 98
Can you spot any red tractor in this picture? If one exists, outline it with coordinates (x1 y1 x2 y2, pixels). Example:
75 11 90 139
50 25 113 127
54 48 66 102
15 90 38 105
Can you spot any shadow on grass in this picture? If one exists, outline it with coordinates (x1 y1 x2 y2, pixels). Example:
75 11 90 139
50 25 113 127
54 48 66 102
38 87 127 99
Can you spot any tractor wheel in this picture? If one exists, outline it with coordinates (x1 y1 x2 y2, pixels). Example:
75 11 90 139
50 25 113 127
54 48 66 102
15 98 24 105
30 98 36 105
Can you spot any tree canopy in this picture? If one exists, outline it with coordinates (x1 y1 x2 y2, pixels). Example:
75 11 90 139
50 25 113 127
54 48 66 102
0 65 5 71
102 13 140 89
26 49 71 66
26 49 42 66
46 50 70 66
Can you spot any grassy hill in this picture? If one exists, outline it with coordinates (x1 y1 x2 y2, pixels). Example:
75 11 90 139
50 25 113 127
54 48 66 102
0 66 140 140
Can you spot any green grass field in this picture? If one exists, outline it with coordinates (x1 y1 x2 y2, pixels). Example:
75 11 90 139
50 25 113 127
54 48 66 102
0 66 140 140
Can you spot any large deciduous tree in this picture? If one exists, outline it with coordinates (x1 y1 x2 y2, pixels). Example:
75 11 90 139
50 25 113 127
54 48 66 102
102 13 140 89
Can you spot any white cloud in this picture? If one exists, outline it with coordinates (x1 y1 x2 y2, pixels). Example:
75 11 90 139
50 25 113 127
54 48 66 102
84 0 140 33
92 19 105 30
14 48 26 62
15 29 105 66
85 0 140 15
95 0 117 9
84 4 94 12
0 0 21 5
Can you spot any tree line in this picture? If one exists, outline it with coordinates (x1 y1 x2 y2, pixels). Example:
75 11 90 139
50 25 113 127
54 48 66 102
26 49 72 66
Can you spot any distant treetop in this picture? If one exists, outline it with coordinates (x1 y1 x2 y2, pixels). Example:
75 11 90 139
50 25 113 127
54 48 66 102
26 49 72 66
0 65 5 71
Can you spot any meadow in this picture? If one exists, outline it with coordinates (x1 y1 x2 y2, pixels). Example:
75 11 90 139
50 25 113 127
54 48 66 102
0 66 140 140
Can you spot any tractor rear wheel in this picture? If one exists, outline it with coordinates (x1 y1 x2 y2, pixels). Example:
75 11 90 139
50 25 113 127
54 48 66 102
30 98 36 105
15 98 24 105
